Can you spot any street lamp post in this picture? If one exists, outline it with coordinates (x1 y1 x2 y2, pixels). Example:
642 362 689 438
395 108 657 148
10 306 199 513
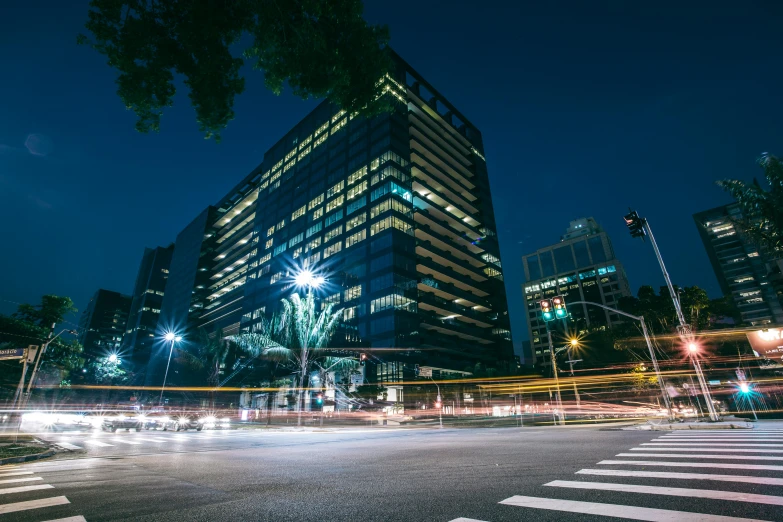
159 332 182 405
567 300 673 421
429 377 443 429
546 328 565 426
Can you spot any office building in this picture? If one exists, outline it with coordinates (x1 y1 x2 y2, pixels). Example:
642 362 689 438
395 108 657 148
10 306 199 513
78 289 132 359
123 245 173 366
522 218 631 367
153 50 513 389
694 203 783 326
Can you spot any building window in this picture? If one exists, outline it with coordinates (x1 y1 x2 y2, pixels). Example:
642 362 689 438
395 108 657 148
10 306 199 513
370 292 416 313
307 222 322 237
276 219 286 231
309 194 324 209
326 195 345 213
344 284 362 301
292 205 306 221
312 206 324 220
348 166 368 185
345 229 367 248
288 233 304 247
323 241 342 259
327 180 345 198
370 216 412 235
347 180 368 200
265 238 273 250
370 197 410 219
324 225 343 243
346 213 367 231
325 209 343 227
292 246 303 259
347 196 367 215
270 272 284 284
306 237 321 252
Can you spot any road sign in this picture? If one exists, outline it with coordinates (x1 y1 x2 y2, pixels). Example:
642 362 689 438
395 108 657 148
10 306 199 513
0 348 25 360
418 367 433 377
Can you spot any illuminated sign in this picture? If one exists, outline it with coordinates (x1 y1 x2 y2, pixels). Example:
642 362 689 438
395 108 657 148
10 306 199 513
746 328 783 367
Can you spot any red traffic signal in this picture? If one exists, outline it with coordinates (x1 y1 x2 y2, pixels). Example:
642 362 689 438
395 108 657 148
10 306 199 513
539 299 554 322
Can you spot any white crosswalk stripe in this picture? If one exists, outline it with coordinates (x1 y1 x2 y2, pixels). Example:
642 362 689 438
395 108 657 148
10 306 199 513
83 439 114 447
41 517 88 522
452 426 783 521
0 484 54 495
111 438 142 445
0 477 43 485
0 496 70 514
0 470 34 477
55 442 82 450
0 464 89 521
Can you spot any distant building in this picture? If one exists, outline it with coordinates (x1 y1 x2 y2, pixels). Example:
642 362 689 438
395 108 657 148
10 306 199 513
522 218 631 367
122 245 174 366
78 289 132 359
693 203 783 326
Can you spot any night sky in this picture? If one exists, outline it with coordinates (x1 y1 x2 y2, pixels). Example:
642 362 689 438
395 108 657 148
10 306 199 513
2 1 783 359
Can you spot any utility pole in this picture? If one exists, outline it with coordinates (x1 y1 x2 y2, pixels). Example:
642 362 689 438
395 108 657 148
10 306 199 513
625 211 719 422
546 328 565 425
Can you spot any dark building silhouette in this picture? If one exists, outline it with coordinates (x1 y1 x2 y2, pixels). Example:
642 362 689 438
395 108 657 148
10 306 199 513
78 289 132 359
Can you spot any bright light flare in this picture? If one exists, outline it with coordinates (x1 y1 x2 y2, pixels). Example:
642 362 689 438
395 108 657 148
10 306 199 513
688 342 698 353
164 332 175 341
107 354 118 363
570 339 579 347
294 270 325 289
739 382 750 394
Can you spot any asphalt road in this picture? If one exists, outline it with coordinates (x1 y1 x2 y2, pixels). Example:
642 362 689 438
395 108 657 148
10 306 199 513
4 422 783 521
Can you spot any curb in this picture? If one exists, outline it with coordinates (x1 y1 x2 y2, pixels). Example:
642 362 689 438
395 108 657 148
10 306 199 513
0 449 56 466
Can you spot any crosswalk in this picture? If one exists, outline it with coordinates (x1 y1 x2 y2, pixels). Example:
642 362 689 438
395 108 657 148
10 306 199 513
0 463 85 521
450 425 783 521
45 429 239 451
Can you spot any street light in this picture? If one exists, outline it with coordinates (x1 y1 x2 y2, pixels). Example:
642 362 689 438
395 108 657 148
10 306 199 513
107 353 119 364
294 270 325 293
737 381 758 421
159 332 182 405
685 340 718 421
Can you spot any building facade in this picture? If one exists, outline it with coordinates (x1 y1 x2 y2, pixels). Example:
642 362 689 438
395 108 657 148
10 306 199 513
694 203 783 326
522 218 631 367
123 245 173 368
152 51 513 389
78 289 132 359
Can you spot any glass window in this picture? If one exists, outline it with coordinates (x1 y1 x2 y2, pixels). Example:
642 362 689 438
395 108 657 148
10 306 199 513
553 245 576 273
526 255 541 280
573 240 591 268
540 251 555 277
588 236 607 263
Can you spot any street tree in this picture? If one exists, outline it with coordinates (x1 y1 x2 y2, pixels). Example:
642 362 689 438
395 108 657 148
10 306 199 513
717 152 783 252
78 0 392 141
229 292 351 425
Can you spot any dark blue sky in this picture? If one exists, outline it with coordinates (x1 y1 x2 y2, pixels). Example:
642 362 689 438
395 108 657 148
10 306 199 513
2 1 783 353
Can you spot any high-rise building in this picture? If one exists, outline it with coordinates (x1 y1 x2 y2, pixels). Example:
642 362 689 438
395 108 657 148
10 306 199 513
153 50 512 387
522 218 631 367
78 289 132 359
694 203 783 326
123 245 173 367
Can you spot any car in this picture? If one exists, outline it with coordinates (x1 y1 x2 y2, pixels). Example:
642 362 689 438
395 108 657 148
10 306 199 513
102 414 143 432
163 414 202 432
140 413 170 431
198 414 231 430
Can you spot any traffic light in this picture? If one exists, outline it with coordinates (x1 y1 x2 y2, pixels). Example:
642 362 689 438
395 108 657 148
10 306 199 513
552 295 567 319
539 299 554 322
316 393 323 405
435 394 442 409
359 353 367 366
624 210 646 239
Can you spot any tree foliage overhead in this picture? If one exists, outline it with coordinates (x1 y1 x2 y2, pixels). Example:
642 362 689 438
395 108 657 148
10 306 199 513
717 152 783 252
79 0 392 140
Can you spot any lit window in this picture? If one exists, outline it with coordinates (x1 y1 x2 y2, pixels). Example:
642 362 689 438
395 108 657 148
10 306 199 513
270 272 284 284
346 213 367 231
326 195 344 213
324 225 343 243
312 206 324 220
276 219 286 231
323 241 342 259
307 222 322 237
266 226 275 237
292 205 306 221
309 194 324 210
344 285 362 301
347 181 368 200
327 181 345 198
348 166 368 185
265 238 273 249
345 229 367 248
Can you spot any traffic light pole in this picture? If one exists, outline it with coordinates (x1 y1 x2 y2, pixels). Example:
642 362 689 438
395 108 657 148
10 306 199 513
567 300 673 421
546 326 565 426
642 220 719 422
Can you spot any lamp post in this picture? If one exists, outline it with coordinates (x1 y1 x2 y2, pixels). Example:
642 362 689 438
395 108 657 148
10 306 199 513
293 269 326 426
159 332 182 405
24 328 77 399
429 377 443 429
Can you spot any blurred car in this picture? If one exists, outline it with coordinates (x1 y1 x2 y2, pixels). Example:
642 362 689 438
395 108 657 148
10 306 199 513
141 413 170 431
198 414 231 430
102 414 143 432
162 414 203 431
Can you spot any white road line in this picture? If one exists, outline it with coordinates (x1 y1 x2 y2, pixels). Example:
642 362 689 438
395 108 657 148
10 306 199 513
644 442 783 447
111 438 142 445
631 446 783 453
41 517 87 522
499 495 768 522
448 519 488 522
658 438 783 442
576 468 783 486
545 480 783 506
0 484 55 495
134 437 168 443
55 442 82 450
0 471 35 477
0 477 43 485
600 460 783 472
0 496 69 514
618 452 783 461
83 440 113 447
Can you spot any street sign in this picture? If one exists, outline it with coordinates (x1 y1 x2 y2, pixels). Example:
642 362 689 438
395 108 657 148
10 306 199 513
708 380 721 385
418 367 433 377
0 348 25 360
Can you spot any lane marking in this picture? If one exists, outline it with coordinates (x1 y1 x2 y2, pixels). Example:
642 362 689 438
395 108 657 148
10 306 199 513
134 437 168 443
111 438 142 445
499 495 767 522
577 468 783 486
545 480 783 506
0 484 55 495
600 460 783 471
83 440 113 447
0 471 35 477
41 517 88 522
0 477 43 485
658 438 783 442
55 442 82 450
631 446 783 453
0 496 70 514
448 519 488 522
643 443 783 447
618 452 783 461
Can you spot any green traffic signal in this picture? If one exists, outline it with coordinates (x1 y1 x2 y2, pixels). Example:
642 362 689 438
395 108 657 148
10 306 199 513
539 299 554 322
555 309 567 319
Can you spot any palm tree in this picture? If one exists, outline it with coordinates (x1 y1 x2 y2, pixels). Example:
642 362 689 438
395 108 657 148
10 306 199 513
717 152 783 252
195 328 231 389
229 292 349 426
